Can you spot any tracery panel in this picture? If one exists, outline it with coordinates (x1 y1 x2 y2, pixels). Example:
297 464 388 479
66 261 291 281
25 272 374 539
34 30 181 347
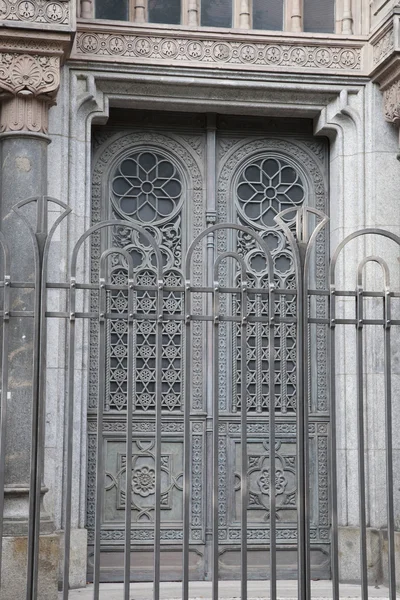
234 154 305 414
109 149 185 414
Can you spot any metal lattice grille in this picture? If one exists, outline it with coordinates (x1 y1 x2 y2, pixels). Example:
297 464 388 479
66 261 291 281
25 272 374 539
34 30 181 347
234 155 305 413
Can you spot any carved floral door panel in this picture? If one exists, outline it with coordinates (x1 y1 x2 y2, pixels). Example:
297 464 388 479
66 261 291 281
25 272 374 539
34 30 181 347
88 114 329 582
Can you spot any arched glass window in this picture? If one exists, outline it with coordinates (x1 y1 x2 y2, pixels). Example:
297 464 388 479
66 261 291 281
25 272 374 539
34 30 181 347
253 0 283 31
149 0 181 24
304 0 334 33
201 0 232 28
95 0 128 20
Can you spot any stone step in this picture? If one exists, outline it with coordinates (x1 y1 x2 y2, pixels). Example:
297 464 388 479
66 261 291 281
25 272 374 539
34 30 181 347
64 581 398 600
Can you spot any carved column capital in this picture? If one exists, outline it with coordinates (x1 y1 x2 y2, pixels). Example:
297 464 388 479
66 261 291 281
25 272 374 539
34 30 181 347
0 52 60 134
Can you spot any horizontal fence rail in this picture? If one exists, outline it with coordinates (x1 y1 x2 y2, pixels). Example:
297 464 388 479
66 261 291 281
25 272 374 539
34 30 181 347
0 198 398 600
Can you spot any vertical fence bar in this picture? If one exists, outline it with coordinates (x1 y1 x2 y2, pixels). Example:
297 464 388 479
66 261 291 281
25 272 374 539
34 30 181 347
275 206 329 600
383 286 396 600
356 283 368 600
26 199 46 600
182 278 191 600
297 243 307 600
212 278 219 600
93 274 107 600
62 275 77 600
124 272 134 600
0 242 10 588
153 278 163 600
269 282 276 600
240 278 248 600
302 252 311 600
329 284 339 600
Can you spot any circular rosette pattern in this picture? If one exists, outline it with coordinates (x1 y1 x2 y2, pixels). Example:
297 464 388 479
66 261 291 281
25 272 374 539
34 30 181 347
236 156 305 229
111 150 183 225
131 466 156 497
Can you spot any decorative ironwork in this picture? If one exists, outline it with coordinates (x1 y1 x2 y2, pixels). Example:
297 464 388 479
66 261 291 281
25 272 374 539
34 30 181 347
105 147 187 414
1 194 399 600
234 154 307 413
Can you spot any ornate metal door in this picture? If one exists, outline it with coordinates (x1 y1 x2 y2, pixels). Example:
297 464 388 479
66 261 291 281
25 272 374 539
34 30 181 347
88 114 329 582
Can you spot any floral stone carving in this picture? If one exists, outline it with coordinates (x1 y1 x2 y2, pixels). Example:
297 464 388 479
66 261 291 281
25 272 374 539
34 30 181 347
0 53 60 133
383 79 400 126
0 0 70 26
0 53 60 97
75 30 362 73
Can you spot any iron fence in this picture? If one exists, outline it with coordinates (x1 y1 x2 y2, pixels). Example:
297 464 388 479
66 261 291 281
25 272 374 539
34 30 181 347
0 197 398 600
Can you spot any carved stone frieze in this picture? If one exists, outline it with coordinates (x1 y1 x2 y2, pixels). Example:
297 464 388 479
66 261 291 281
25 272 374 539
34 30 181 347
74 29 363 73
373 26 394 66
383 78 400 125
369 12 400 129
0 0 71 26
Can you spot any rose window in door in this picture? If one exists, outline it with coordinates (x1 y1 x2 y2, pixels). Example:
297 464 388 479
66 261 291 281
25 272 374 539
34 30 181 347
111 151 183 225
236 157 305 228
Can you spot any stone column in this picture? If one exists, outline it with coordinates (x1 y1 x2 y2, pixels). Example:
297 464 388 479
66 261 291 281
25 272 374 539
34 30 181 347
0 53 61 600
81 0 94 18
187 0 199 26
291 0 302 32
341 0 353 34
238 0 251 28
134 0 146 22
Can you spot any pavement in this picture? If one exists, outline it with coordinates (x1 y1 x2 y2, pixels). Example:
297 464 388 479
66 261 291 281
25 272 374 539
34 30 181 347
64 581 398 599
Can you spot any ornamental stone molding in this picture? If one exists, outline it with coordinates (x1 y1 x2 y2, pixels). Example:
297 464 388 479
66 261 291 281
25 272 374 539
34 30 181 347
73 26 364 73
383 78 400 125
0 0 73 29
370 8 400 128
372 25 394 66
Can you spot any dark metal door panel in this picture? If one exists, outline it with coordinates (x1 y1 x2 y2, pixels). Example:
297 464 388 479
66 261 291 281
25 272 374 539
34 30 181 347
88 119 330 582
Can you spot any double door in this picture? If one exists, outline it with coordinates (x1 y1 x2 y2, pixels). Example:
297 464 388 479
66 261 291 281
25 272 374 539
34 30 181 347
87 112 330 581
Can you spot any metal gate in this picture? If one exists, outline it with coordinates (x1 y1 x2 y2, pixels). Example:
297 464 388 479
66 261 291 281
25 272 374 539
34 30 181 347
0 196 398 600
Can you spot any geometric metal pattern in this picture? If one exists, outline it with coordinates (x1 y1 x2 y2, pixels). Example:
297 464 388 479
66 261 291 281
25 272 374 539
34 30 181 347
234 155 305 413
105 147 185 414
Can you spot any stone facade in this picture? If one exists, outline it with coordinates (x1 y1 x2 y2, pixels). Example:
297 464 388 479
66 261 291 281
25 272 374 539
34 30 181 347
1 0 400 596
